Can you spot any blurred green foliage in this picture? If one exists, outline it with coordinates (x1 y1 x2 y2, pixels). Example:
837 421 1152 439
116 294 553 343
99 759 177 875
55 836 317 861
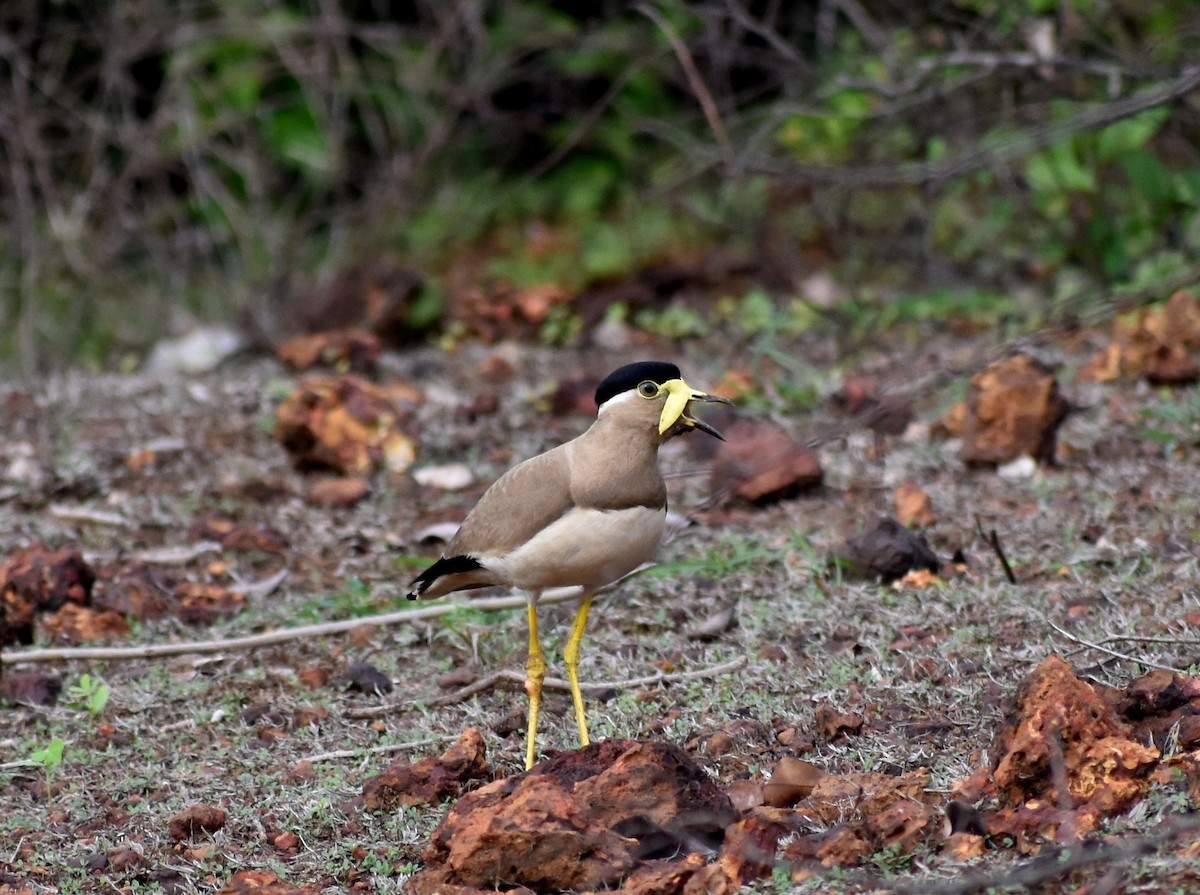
1 0 1199 371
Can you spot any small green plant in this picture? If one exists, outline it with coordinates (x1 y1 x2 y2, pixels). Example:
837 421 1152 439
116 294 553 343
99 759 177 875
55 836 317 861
295 577 381 622
869 841 915 875
67 673 110 734
29 738 66 794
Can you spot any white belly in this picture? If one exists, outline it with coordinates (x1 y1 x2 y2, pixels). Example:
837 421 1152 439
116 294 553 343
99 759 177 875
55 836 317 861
487 506 666 591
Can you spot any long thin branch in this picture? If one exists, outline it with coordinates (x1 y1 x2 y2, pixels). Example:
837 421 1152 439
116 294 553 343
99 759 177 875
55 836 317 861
345 656 747 718
0 587 589 666
435 656 747 706
1048 621 1183 674
752 65 1200 187
637 3 738 179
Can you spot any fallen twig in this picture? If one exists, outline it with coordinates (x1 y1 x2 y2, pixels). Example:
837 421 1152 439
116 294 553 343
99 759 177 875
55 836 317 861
977 518 1017 584
346 656 748 718
48 504 134 528
1048 621 1183 674
1097 634 1200 646
0 586 591 666
303 736 454 764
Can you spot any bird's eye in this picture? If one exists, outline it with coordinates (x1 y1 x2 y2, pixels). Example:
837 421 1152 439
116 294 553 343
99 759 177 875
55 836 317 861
637 380 660 398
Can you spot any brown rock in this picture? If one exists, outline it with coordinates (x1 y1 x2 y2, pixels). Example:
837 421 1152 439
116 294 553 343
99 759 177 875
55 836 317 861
1 543 96 645
1144 342 1200 385
700 730 735 757
40 603 130 644
291 706 329 729
960 353 1069 465
1177 714 1200 750
941 832 986 862
712 816 782 885
168 803 226 840
362 728 489 811
614 854 705 895
271 830 300 852
762 757 828 808
0 671 63 706
289 760 315 782
1081 291 1200 385
174 583 246 625
306 476 370 507
711 420 823 504
275 374 418 476
992 655 1159 813
218 869 319 895
986 801 1102 853
1076 343 1123 384
1155 290 1200 347
417 740 736 892
814 825 873 867
1112 667 1200 748
190 516 289 554
832 376 914 438
864 797 938 852
893 482 934 527
932 400 966 438
106 846 144 872
796 769 931 829
437 666 479 689
92 564 170 621
814 704 864 741
296 666 329 689
833 516 940 583
277 328 382 372
725 779 765 813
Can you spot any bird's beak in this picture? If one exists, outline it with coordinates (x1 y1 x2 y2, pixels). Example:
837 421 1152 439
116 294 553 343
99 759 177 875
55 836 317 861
659 379 734 439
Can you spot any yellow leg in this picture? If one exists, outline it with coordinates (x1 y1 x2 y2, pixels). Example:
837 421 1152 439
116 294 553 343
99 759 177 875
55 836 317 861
524 592 546 770
563 593 594 748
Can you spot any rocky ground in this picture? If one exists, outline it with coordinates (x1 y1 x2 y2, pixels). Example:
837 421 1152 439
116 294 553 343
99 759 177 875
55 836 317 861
2 296 1200 894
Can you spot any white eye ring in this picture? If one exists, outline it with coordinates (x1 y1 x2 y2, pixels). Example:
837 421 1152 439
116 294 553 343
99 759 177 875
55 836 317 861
637 380 660 398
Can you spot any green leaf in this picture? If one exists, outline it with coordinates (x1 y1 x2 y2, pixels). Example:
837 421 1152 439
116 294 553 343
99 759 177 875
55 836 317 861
1096 108 1170 161
31 738 66 768
265 105 330 173
1116 148 1174 206
1024 142 1096 194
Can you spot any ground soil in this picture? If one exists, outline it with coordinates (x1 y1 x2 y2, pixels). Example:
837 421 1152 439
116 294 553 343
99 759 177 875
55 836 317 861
1 320 1198 894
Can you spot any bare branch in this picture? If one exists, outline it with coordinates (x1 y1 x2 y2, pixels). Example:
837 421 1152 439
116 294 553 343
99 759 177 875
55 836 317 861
750 66 1200 187
637 3 738 179
0 587 591 667
344 657 748 717
1048 621 1185 674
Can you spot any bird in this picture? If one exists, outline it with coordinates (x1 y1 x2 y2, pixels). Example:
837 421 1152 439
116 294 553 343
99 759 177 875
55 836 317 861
407 361 732 769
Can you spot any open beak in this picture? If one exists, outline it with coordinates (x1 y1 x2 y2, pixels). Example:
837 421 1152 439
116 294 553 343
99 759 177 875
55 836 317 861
659 380 734 439
681 402 729 440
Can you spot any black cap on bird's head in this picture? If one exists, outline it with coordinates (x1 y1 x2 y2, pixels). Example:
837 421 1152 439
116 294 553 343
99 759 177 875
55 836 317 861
594 362 681 408
594 361 732 439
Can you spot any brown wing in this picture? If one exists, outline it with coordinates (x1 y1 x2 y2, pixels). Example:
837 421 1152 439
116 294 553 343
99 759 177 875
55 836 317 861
446 443 574 559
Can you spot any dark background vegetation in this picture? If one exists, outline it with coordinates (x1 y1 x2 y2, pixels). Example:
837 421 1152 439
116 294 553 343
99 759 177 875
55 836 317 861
2 0 1199 374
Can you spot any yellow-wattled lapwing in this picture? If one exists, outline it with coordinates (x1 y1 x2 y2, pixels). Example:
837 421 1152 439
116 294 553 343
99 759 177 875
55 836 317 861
407 361 730 769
